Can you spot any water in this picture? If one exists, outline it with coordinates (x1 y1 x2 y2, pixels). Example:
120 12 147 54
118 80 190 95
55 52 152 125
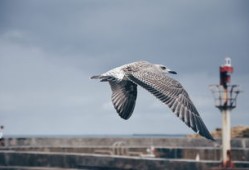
5 133 186 138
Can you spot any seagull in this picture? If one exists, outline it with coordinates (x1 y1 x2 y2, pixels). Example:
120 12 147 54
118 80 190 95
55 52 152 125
91 61 214 141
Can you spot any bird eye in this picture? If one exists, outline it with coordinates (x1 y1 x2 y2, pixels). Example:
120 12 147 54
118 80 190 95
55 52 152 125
160 66 166 70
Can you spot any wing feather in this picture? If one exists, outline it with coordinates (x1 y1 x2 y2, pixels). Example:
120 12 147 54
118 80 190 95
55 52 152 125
127 70 214 141
109 81 137 120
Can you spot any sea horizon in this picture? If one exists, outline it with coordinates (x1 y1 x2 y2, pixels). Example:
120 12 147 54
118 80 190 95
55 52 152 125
4 133 187 138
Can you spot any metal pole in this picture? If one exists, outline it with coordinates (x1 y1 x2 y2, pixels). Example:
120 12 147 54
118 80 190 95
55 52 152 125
221 87 231 163
222 109 231 163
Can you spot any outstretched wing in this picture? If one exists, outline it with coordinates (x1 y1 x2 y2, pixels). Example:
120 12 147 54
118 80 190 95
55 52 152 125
109 80 137 120
127 69 214 141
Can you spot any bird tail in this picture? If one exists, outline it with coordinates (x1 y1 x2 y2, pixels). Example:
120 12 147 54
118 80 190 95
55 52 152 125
90 75 101 79
91 75 116 82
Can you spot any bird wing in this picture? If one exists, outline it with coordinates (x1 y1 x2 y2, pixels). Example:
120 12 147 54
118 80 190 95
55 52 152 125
127 70 214 141
109 80 137 120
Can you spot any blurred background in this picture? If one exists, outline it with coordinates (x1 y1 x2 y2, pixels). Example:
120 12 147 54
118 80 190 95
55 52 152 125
0 0 248 136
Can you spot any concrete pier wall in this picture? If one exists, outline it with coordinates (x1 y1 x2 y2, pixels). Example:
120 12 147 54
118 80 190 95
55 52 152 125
0 151 249 170
2 137 248 161
0 137 248 170
3 137 249 148
0 151 221 170
1 146 249 161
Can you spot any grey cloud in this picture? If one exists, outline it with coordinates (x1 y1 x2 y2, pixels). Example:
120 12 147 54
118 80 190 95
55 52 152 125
0 0 248 135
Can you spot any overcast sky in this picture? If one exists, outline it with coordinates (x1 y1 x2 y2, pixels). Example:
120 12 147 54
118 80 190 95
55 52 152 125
0 0 248 136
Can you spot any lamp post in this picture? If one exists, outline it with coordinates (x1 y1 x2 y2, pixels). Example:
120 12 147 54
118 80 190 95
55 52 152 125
209 58 240 163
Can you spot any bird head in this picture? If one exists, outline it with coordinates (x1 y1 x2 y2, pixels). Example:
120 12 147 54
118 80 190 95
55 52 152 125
156 64 177 74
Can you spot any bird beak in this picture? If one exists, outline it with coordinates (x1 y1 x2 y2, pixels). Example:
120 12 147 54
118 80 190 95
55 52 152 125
166 68 177 74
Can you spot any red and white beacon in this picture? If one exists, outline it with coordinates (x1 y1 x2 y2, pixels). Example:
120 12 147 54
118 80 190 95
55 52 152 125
220 57 233 89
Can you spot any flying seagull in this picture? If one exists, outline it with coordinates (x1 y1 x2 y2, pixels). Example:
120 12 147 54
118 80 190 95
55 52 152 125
91 61 214 141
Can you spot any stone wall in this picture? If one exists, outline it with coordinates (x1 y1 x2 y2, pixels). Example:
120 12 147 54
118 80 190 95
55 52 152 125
0 151 220 170
1 151 249 170
0 137 248 170
3 137 249 148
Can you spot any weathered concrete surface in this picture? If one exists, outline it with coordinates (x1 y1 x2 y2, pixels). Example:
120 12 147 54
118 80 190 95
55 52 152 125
0 151 249 170
4 137 215 147
0 151 223 170
1 146 249 161
0 137 249 170
156 147 249 161
1 137 249 162
3 137 249 148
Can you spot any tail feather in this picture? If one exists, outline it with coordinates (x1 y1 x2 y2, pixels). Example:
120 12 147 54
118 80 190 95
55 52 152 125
91 75 116 82
90 75 101 79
